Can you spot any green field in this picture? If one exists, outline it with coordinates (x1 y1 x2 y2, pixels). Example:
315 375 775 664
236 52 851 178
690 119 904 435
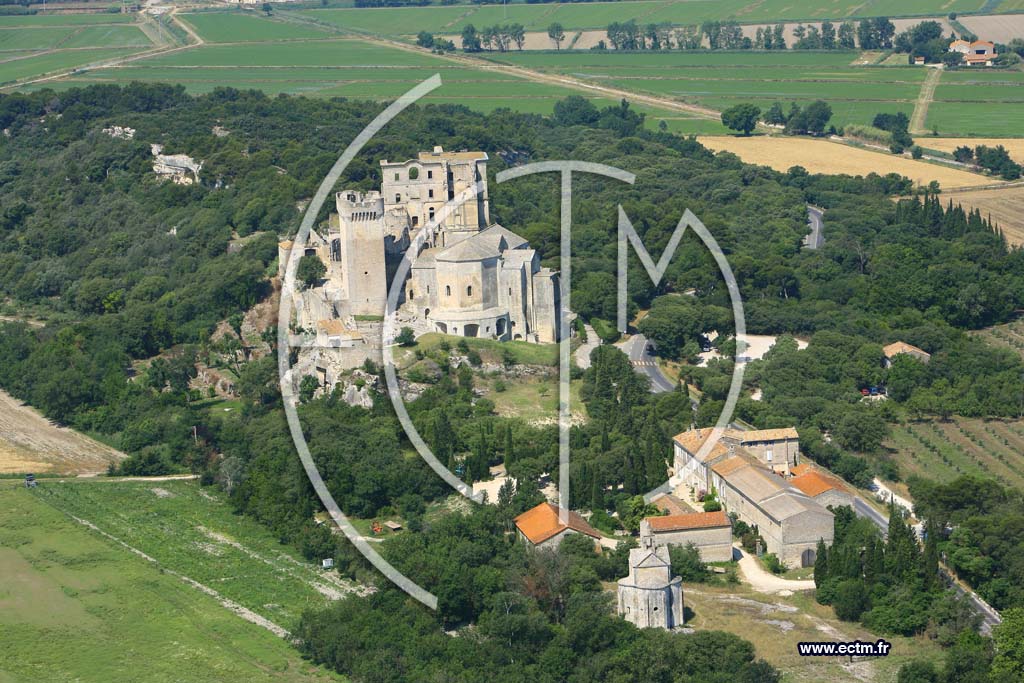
0 47 143 85
0 13 136 27
488 50 927 129
0 483 343 683
296 0 992 36
27 479 356 629
181 11 335 43
885 418 1024 489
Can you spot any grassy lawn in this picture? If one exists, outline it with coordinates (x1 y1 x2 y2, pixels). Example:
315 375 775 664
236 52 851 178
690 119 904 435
488 376 585 424
0 482 343 683
684 583 942 682
28 479 361 629
412 332 558 366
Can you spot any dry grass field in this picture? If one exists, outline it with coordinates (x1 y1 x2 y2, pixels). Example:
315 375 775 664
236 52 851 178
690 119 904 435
0 388 124 474
698 136 995 189
945 184 1024 245
924 137 1024 163
959 14 1024 44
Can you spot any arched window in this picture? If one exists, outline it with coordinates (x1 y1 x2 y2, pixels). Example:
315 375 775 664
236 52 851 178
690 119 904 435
428 207 435 221
466 286 472 297
445 285 451 296
395 194 401 203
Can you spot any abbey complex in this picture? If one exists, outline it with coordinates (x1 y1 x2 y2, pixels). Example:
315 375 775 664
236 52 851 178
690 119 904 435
281 147 560 380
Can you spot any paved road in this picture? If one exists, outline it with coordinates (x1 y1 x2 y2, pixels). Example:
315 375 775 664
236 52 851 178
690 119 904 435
804 205 824 250
574 323 600 370
618 334 676 393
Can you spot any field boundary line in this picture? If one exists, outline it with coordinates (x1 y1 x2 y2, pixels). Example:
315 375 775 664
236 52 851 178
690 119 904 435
910 64 942 135
32 489 292 639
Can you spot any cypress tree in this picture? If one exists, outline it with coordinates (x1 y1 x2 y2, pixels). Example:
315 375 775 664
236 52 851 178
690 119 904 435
813 539 829 586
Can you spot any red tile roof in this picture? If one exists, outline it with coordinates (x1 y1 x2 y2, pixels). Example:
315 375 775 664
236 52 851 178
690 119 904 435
645 510 731 532
791 469 848 498
513 502 600 544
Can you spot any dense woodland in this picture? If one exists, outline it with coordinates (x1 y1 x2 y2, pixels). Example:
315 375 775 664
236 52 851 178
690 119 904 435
2 85 1024 680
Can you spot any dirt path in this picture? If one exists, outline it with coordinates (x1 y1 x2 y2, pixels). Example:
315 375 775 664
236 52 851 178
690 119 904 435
910 65 942 135
735 545 817 594
0 8 203 93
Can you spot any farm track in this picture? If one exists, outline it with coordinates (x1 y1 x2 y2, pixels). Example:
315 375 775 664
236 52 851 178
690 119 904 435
0 9 203 92
910 64 942 134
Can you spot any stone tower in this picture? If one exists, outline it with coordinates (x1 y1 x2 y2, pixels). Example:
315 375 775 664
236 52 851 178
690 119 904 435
616 540 684 630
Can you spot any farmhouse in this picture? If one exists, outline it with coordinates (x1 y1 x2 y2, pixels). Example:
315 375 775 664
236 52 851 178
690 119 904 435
882 341 931 367
671 428 833 567
949 39 997 66
617 542 684 630
513 502 601 550
639 510 733 562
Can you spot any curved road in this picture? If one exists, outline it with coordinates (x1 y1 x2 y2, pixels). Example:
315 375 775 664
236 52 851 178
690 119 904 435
804 205 824 250
619 334 676 393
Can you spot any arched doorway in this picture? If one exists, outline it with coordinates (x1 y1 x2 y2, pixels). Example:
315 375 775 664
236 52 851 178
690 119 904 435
463 324 479 338
801 548 816 568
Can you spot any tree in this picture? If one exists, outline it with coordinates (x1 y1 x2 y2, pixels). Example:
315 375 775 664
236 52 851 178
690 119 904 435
395 326 416 347
801 100 833 134
833 578 869 621
897 661 938 683
764 102 786 125
296 254 326 288
299 374 319 403
262 2 272 16
721 103 761 136
547 23 565 50
416 31 434 48
461 24 481 52
992 608 1024 681
553 95 599 126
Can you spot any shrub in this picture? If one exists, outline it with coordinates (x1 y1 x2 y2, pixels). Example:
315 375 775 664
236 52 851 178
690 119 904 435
762 553 787 575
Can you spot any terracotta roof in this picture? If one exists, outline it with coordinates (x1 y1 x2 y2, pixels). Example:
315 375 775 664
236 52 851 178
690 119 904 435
417 148 488 162
712 455 753 477
789 463 813 477
949 39 970 48
791 470 848 498
964 54 994 62
883 341 930 359
513 502 600 544
645 510 731 532
971 40 994 48
734 427 799 443
316 319 361 339
650 493 693 516
672 429 730 461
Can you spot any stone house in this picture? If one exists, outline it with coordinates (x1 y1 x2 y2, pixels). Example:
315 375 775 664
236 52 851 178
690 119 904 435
882 341 931 368
639 510 733 563
513 502 601 550
617 542 684 630
671 427 833 568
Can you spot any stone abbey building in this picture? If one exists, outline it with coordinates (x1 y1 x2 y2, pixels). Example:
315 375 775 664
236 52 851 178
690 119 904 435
282 147 560 375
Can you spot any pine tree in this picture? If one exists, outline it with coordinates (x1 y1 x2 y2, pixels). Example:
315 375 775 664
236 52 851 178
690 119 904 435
921 517 940 590
813 539 829 586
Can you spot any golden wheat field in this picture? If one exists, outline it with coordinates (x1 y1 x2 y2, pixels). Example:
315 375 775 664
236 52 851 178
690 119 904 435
0 389 125 475
946 185 1024 246
698 136 997 190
